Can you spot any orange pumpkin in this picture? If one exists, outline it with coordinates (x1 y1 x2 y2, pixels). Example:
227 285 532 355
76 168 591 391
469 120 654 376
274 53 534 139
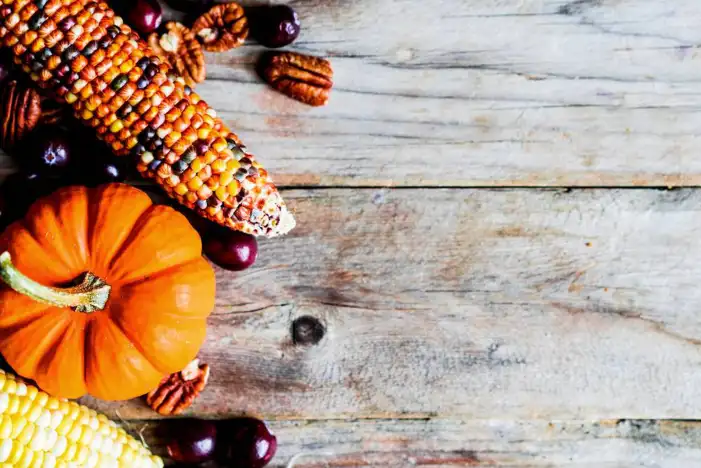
0 183 216 401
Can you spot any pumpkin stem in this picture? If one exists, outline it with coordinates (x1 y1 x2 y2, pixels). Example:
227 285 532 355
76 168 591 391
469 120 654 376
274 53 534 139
0 251 111 313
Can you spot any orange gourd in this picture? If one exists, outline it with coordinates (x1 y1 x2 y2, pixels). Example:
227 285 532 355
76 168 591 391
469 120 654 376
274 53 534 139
0 183 215 401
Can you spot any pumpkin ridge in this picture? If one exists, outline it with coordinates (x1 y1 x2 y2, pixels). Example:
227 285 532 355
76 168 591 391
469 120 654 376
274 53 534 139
82 318 92 389
1 219 78 284
1 310 72 383
117 257 208 289
87 184 154 270
107 313 171 374
34 317 87 397
0 302 53 335
20 186 90 276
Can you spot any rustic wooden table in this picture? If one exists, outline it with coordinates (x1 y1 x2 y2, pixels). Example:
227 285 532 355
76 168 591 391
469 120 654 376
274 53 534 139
4 0 701 465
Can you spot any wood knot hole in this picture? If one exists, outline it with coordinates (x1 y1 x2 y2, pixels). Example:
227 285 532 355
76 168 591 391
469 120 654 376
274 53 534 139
292 316 325 346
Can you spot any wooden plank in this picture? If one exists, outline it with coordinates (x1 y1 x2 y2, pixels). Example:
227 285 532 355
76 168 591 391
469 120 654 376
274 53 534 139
80 188 701 420
134 418 701 467
3 0 701 186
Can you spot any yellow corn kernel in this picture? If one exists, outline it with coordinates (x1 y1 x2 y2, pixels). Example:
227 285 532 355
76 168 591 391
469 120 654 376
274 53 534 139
0 416 11 438
10 416 26 439
65 93 77 104
226 159 241 172
52 435 67 458
17 421 35 445
110 120 124 133
0 393 8 413
227 180 241 195
190 157 205 173
67 423 82 443
17 397 31 417
197 127 210 139
8 440 23 465
215 186 229 202
174 183 189 196
3 379 16 395
28 425 46 451
7 395 20 414
219 171 233 187
204 151 217 164
58 441 75 461
74 445 89 464
211 159 226 174
14 382 26 397
187 177 203 191
81 109 94 120
30 450 43 468
55 416 73 436
43 452 57 468
79 425 95 446
35 392 48 408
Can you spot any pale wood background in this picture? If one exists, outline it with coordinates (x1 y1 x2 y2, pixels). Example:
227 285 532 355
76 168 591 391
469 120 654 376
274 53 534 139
5 0 701 466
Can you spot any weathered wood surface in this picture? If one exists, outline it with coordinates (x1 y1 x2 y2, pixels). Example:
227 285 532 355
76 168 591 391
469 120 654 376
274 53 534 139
133 419 701 467
1 0 699 465
80 188 701 423
3 0 701 186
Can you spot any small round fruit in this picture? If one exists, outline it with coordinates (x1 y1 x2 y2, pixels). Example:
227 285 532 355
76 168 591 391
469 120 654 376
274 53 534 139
217 418 277 468
126 0 162 35
81 155 129 185
252 5 300 48
166 419 218 464
0 172 63 227
21 127 72 175
203 229 258 271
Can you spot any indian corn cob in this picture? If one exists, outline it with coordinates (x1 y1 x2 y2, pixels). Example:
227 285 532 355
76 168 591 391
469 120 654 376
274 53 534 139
0 369 163 467
0 0 295 237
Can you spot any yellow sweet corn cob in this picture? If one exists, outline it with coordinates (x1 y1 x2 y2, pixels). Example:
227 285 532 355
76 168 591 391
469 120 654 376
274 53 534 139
0 369 163 468
0 0 295 238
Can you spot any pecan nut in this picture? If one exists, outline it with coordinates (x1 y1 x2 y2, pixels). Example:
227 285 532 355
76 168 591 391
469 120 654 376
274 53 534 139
192 3 248 52
148 22 205 88
260 51 333 107
39 95 68 125
145 359 210 415
0 80 41 150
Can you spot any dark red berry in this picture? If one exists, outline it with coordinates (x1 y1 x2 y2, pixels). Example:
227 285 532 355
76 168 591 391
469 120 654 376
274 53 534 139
217 418 277 468
166 419 217 464
21 127 72 175
125 0 162 35
203 229 258 271
251 5 300 48
0 172 63 227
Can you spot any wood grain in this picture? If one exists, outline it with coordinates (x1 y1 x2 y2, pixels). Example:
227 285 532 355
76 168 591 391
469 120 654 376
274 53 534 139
2 0 701 186
135 418 701 467
80 188 701 421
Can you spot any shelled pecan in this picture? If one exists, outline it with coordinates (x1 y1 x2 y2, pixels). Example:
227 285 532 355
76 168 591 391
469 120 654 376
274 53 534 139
259 51 333 107
148 22 205 88
39 95 69 125
145 359 210 415
192 3 249 52
0 80 41 150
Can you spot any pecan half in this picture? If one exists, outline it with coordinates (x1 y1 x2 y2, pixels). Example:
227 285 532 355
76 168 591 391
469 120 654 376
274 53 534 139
192 3 248 52
260 52 333 107
39 95 68 125
145 359 210 415
0 80 41 150
148 22 205 88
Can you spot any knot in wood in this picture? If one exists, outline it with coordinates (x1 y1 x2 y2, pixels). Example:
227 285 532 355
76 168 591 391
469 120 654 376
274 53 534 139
292 316 325 346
